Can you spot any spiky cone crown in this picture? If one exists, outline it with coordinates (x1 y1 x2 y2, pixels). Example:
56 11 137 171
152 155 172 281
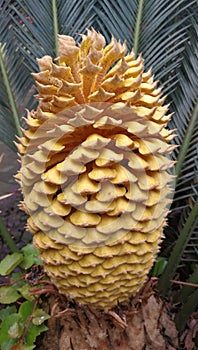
17 29 175 309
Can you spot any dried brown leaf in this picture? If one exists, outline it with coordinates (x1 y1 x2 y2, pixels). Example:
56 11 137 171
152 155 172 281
181 318 198 350
126 312 145 350
159 306 178 348
142 295 166 350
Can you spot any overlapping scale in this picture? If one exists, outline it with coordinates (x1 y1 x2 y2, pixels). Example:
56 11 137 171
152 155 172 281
18 29 175 309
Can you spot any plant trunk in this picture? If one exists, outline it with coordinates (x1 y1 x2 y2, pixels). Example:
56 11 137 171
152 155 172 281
36 280 178 350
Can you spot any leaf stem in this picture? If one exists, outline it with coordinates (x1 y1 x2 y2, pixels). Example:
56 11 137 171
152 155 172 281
51 0 59 57
170 280 198 288
175 98 198 184
0 216 19 253
175 287 198 331
133 0 144 57
158 199 198 294
174 267 198 303
21 299 38 344
0 45 22 138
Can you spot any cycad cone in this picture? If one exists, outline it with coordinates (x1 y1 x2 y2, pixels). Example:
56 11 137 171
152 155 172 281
18 29 175 309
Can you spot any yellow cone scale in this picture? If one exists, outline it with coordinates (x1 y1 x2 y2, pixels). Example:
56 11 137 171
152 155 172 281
18 29 175 309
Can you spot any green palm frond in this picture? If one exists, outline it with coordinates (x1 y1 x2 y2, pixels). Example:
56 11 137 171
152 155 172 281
10 0 97 66
93 0 137 44
170 19 198 165
0 0 98 150
0 0 36 150
58 0 96 39
92 0 195 94
9 1 195 77
157 11 198 294
169 18 198 264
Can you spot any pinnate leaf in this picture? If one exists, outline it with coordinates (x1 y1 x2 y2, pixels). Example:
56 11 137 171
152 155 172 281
18 284 34 302
25 322 48 345
18 301 48 345
11 344 35 350
0 253 23 276
0 305 17 321
0 286 21 304
32 309 50 325
0 313 19 345
18 301 34 323
20 245 42 269
8 321 23 339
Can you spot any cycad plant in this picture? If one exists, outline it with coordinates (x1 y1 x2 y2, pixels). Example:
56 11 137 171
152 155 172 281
0 0 197 340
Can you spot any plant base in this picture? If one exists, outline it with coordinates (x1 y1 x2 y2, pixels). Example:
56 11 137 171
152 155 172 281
36 279 178 350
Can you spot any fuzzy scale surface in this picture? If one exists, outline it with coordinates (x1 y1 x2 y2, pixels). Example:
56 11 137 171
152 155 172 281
17 29 175 309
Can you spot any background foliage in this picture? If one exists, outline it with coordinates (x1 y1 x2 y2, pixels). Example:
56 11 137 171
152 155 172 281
0 0 197 334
